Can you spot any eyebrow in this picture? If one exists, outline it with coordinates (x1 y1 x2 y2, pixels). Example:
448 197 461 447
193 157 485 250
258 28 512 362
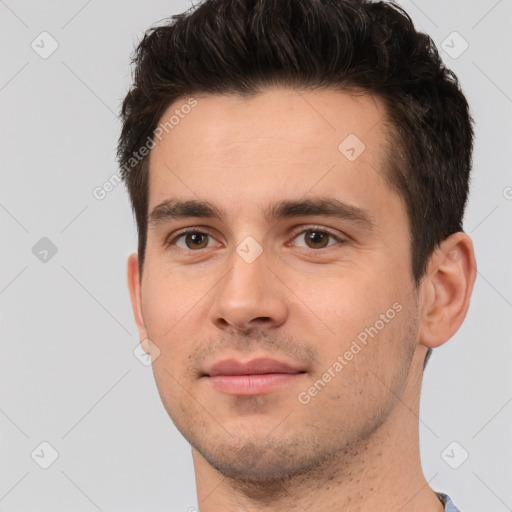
148 197 375 232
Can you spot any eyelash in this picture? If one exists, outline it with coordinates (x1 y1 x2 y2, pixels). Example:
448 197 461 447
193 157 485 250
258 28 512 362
165 226 346 251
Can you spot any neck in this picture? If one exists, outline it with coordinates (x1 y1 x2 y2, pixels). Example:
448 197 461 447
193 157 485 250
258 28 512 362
192 349 444 512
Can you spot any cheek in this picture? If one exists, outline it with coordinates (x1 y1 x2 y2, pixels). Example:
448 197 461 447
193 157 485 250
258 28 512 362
140 264 219 379
141 261 202 334
287 269 402 341
301 300 416 420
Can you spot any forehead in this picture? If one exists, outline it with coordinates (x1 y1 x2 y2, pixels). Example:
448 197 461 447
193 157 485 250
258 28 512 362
153 87 387 159
146 87 400 222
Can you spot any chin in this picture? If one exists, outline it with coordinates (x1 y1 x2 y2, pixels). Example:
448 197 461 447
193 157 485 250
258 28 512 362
193 432 335 484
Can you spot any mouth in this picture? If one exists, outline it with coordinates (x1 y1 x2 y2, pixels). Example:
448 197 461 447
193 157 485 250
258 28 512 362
202 357 307 395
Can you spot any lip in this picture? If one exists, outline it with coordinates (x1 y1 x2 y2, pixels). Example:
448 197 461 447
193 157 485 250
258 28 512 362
203 357 306 395
205 357 303 377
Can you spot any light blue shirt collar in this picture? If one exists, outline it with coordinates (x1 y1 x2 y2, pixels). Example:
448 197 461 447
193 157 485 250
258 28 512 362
437 492 462 512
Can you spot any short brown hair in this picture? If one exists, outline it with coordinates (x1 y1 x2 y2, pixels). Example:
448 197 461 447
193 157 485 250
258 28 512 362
118 0 474 289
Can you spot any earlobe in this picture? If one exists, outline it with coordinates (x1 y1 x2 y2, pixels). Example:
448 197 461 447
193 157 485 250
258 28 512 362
418 232 477 349
127 253 149 342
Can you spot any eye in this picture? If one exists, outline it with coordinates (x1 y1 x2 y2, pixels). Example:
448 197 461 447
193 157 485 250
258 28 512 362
167 227 343 252
173 231 217 250
290 228 342 249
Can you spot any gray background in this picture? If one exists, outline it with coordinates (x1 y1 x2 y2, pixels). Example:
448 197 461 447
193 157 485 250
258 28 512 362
1 0 511 510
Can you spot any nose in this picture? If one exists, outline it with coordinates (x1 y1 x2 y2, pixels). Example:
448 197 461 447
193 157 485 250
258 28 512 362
209 246 289 333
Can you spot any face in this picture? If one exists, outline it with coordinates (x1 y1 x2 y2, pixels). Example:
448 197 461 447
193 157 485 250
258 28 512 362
129 87 423 482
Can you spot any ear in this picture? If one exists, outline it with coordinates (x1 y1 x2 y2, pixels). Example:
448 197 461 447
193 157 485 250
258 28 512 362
127 253 149 351
417 232 477 349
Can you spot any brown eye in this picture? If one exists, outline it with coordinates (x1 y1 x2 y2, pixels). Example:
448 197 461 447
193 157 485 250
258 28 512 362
175 232 212 250
304 230 330 249
185 233 209 249
290 228 341 250
292 226 346 250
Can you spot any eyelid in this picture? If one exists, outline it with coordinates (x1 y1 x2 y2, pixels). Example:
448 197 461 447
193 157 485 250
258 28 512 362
286 224 347 247
165 227 221 248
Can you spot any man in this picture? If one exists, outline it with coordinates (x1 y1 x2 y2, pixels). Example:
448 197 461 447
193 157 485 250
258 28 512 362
119 0 476 510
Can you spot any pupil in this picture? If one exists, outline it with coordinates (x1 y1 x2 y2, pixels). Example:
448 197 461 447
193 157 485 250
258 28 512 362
188 233 206 248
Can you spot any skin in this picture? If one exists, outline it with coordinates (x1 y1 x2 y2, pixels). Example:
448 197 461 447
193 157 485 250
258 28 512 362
127 87 476 511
